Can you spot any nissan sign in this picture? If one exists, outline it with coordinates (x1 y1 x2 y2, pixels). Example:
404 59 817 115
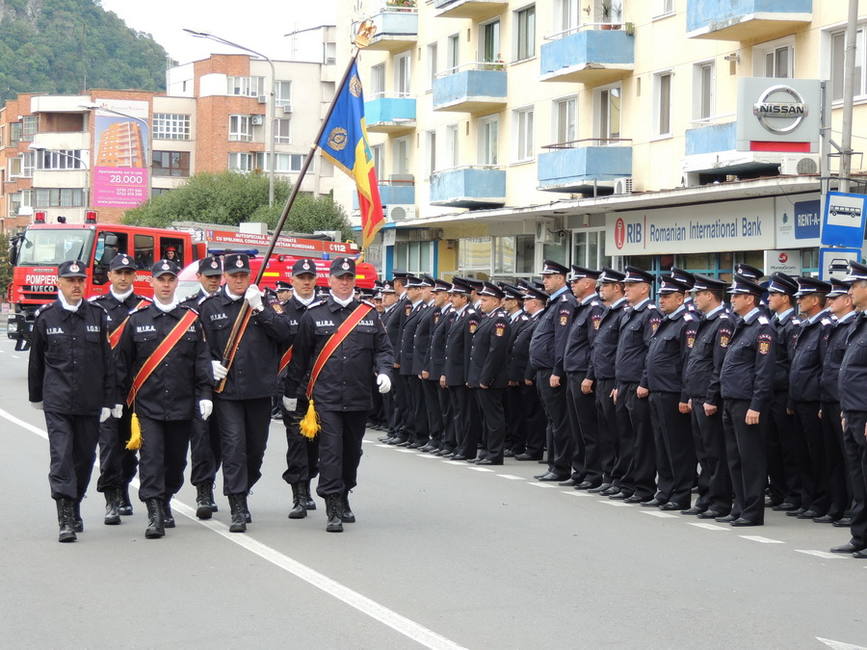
736 78 821 152
753 85 808 134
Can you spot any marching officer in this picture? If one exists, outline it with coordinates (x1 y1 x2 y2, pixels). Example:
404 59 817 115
198 253 291 533
181 255 224 518
399 276 432 448
385 273 410 445
467 283 511 465
378 282 400 442
284 257 394 532
428 281 457 456
278 258 320 519
115 260 212 539
415 278 449 454
511 286 548 460
29 260 115 542
717 274 776 526
501 283 530 456
90 253 150 523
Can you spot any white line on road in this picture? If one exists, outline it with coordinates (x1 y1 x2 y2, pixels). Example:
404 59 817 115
561 490 592 497
496 474 524 481
466 467 494 472
528 482 558 489
361 439 374 444
641 511 679 519
599 500 631 507
11 354 21 359
414 454 439 459
0 406 468 650
739 535 784 544
795 550 847 560
688 522 730 531
443 460 466 465
816 636 867 649
375 444 391 448
393 448 416 454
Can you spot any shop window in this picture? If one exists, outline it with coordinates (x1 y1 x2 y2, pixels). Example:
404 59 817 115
394 241 433 275
458 237 492 273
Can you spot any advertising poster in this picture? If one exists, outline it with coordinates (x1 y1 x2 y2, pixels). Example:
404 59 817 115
91 99 149 208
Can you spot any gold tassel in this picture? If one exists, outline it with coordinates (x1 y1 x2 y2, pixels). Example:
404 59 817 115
126 411 142 450
299 399 320 439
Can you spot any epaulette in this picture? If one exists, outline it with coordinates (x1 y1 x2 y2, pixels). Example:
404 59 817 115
647 303 658 310
35 302 54 317
821 317 833 326
199 293 220 305
179 304 199 316
559 294 569 302
719 312 730 320
591 300 601 307
792 318 801 326
684 313 694 321
758 315 770 325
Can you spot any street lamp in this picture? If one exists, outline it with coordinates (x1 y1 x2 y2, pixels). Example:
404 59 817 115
183 28 277 207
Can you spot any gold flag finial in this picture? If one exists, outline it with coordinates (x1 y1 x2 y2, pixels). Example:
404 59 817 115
354 19 377 48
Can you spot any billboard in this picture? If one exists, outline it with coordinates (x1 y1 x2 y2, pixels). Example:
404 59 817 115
91 99 149 208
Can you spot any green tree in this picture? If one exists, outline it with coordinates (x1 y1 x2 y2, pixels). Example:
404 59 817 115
0 232 14 299
123 172 353 240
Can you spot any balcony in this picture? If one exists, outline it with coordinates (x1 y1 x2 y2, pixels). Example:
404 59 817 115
430 166 505 208
355 8 418 53
537 139 632 193
433 63 507 114
365 96 416 134
687 0 812 41
354 178 415 209
29 95 91 114
31 131 89 151
433 0 507 20
540 25 634 85
32 170 89 189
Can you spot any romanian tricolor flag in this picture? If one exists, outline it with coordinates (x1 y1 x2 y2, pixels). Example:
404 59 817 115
318 61 385 251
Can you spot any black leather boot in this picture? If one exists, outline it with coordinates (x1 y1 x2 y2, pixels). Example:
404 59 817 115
340 490 355 523
163 498 175 528
104 488 121 526
243 494 252 524
288 483 307 519
195 484 213 520
117 485 133 516
57 499 77 543
304 479 316 510
208 482 218 513
73 500 84 533
145 498 165 539
325 494 343 533
228 494 247 533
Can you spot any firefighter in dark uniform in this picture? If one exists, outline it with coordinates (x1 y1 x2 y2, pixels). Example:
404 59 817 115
415 278 449 453
284 257 394 532
819 278 856 525
399 276 431 448
683 274 734 519
90 253 149 523
530 260 577 481
563 266 604 489
584 269 628 494
467 282 511 465
180 255 223 518
385 273 410 444
116 260 212 539
501 283 530 456
278 259 320 519
198 253 291 532
28 260 114 542
611 266 662 503
378 282 400 442
427 281 456 456
831 262 867 557
640 275 698 510
716 274 776 526
511 286 548 460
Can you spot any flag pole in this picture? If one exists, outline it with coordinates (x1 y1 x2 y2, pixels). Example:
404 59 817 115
215 28 371 393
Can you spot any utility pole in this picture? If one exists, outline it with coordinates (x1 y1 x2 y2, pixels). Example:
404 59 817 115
839 0 859 193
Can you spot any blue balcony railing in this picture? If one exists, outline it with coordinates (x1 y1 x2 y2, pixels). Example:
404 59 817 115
432 63 507 113
685 121 736 156
540 26 634 85
430 166 505 208
537 139 632 192
686 0 812 40
354 180 415 209
365 96 416 133
352 9 418 51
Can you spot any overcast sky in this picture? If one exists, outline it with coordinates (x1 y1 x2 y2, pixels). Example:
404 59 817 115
99 0 338 64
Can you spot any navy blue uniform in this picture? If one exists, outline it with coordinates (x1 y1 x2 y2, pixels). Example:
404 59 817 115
400 300 429 446
428 304 456 452
468 308 511 462
509 311 545 458
443 305 481 459
414 302 443 449
839 312 867 547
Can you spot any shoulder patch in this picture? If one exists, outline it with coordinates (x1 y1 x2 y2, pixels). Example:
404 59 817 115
199 294 220 306
684 313 694 321
35 303 54 317
306 299 326 310
821 317 833 326
758 315 769 325
647 303 658 310
132 303 150 313
719 312 730 320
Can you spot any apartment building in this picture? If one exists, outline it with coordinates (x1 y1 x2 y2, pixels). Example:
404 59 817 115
336 0 867 281
1 27 338 233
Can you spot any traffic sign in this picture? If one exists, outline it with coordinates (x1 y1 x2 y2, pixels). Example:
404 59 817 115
819 247 861 281
821 191 867 247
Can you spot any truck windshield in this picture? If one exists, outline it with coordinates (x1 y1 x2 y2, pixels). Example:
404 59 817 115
16 229 94 266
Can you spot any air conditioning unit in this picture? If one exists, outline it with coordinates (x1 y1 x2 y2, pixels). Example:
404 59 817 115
282 104 293 114
251 115 264 126
613 177 633 195
257 95 267 104
535 221 557 245
386 205 416 222
780 154 819 176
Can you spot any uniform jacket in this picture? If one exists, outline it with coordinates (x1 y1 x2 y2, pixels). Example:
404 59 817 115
386 295 410 360
180 288 214 309
467 307 511 389
563 293 604 376
275 295 313 397
789 310 829 403
399 300 427 375
529 287 575 372
197 286 292 400
507 309 531 346
509 311 540 383
820 311 856 403
587 297 627 381
615 298 662 384
412 301 439 376
683 306 733 404
443 304 480 386
90 291 151 337
28 300 114 414
718 309 776 411
771 309 800 392
427 304 454 381
839 312 867 412
285 296 394 411
115 303 212 420
641 306 698 400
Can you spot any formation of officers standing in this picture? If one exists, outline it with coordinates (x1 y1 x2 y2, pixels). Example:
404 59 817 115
28 252 393 543
378 260 867 558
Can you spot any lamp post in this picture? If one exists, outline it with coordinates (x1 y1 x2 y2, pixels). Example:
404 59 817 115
183 28 277 207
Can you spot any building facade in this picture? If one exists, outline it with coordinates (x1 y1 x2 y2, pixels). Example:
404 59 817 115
335 0 867 281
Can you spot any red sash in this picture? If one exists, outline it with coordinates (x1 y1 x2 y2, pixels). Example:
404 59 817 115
305 303 372 399
109 299 151 349
126 310 198 406
278 346 294 375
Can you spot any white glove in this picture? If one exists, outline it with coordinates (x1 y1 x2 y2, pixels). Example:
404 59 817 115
376 373 391 394
245 285 264 311
282 396 298 412
212 360 228 381
99 407 111 423
112 403 124 419
199 399 213 420
31 401 43 410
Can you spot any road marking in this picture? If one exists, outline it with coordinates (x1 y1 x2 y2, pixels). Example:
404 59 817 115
361 439 373 445
375 444 391 448
739 535 784 544
795 550 846 560
496 474 524 481
11 354 21 359
641 511 679 519
688 522 729 531
599 500 631 507
1 407 468 650
443 460 465 465
528 482 558 489
561 490 592 497
816 636 867 649
414 454 439 459
466 466 493 472
393 448 416 454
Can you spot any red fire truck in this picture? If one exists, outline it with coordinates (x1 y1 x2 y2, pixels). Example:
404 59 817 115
7 213 376 350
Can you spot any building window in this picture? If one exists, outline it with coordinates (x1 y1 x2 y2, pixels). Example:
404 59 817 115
427 130 437 176
9 122 21 145
654 0 674 18
273 118 291 144
228 152 253 172
458 237 492 272
151 187 173 199
598 85 622 140
478 116 499 165
514 107 534 162
227 75 265 97
831 28 865 101
445 124 459 168
229 115 253 142
427 43 438 90
554 96 577 144
21 115 37 141
573 230 610 270
153 113 191 140
324 41 337 65
36 149 82 170
446 34 460 73
35 188 87 208
654 71 672 136
371 64 385 97
395 52 412 97
392 137 410 175
256 153 306 173
493 235 534 276
555 0 579 34
152 151 190 177
480 19 501 64
394 241 433 275
693 62 715 121
753 38 794 78
514 5 536 62
21 151 35 177
275 80 292 107
372 144 385 179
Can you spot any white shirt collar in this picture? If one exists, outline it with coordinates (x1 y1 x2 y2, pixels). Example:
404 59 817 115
58 292 81 312
295 292 316 307
154 297 179 313
329 290 353 308
110 287 133 303
775 307 794 322
705 304 724 318
837 309 857 323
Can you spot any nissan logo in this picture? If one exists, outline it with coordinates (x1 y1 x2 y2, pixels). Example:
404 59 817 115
753 85 807 135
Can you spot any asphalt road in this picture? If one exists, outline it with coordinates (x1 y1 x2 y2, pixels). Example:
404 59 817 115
1 334 866 649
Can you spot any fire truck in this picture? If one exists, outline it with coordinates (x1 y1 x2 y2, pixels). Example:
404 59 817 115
6 212 377 350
